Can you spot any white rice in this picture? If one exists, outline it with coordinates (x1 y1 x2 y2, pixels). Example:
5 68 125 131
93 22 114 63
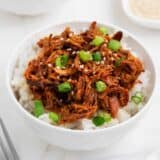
11 36 150 130
39 113 52 124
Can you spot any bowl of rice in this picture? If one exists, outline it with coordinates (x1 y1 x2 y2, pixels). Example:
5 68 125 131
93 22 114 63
6 21 156 150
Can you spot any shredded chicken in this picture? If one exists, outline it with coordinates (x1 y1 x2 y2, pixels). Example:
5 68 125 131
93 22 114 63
24 21 144 124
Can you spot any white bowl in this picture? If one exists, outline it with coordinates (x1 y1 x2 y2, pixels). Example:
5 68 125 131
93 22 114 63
122 0 160 29
6 21 156 151
0 0 62 15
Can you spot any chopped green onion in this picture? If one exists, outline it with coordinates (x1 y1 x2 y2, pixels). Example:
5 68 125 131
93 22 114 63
33 100 44 117
92 52 102 61
131 91 144 104
131 96 142 104
78 50 92 62
92 116 105 126
58 82 72 93
55 57 61 67
93 111 112 126
95 81 107 92
135 91 143 99
90 36 104 46
114 57 125 67
99 26 109 35
98 111 112 123
108 39 121 51
49 112 59 124
55 54 69 68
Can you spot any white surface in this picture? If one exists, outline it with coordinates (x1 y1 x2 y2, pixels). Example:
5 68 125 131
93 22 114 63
0 0 64 15
0 0 160 159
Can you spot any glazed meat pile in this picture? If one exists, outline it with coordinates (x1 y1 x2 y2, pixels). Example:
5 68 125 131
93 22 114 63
24 22 144 124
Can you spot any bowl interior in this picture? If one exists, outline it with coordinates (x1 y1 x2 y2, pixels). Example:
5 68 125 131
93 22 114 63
7 21 156 133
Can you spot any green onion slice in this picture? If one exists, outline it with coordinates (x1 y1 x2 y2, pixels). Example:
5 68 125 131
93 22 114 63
108 39 121 51
33 100 44 117
92 116 105 126
55 54 69 68
92 52 102 61
58 82 72 93
99 26 109 35
78 50 92 62
114 57 125 67
98 111 112 123
95 81 107 92
131 91 144 104
131 96 142 104
135 91 143 99
90 36 104 46
49 112 59 124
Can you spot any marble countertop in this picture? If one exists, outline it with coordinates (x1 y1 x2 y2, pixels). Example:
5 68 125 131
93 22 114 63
0 0 160 159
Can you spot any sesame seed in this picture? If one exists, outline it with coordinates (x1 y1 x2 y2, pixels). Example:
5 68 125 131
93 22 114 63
72 51 76 55
60 37 64 41
96 62 100 65
48 63 52 67
67 48 72 51
114 54 119 58
84 69 88 72
61 66 66 69
103 57 106 61
79 65 84 69
69 33 73 37
101 61 105 64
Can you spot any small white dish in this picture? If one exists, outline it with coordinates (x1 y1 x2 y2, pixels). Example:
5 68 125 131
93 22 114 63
122 0 160 29
6 21 156 151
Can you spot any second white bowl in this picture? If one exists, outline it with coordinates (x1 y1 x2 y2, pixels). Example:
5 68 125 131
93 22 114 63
122 0 160 29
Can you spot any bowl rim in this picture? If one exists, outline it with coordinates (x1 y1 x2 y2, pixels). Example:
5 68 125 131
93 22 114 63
6 20 157 135
122 0 160 29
